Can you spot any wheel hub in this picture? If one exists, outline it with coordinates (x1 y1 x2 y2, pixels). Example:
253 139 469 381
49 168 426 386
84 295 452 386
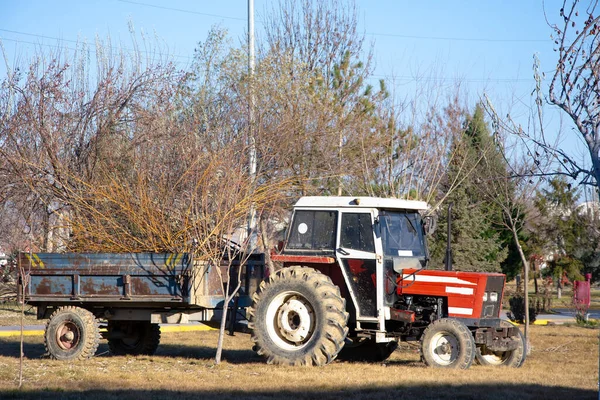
430 332 458 365
265 291 316 351
277 298 312 343
56 321 80 350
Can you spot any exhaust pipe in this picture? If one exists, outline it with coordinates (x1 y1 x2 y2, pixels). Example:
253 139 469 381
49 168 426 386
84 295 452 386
445 202 453 271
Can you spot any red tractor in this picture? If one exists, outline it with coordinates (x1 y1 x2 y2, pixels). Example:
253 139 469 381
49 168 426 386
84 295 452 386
249 196 525 368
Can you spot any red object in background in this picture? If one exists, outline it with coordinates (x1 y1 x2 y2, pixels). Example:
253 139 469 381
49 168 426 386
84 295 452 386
573 279 591 307
561 271 571 286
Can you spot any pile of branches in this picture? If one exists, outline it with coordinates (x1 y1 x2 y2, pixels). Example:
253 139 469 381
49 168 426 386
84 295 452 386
0 266 17 303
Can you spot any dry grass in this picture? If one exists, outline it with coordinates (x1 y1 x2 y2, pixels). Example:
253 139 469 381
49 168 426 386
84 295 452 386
0 325 597 400
0 303 41 327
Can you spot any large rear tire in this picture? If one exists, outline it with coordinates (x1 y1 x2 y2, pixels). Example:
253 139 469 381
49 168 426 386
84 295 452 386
107 321 161 356
475 322 526 367
44 306 100 361
248 266 348 366
420 318 475 369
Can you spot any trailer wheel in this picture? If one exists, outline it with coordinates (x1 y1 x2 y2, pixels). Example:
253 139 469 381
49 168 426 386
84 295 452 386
475 323 526 367
44 306 100 361
248 266 348 366
107 321 161 356
420 318 475 369
337 338 398 362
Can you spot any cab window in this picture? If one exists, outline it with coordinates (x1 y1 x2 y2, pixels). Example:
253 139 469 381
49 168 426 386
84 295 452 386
287 210 337 250
340 213 375 253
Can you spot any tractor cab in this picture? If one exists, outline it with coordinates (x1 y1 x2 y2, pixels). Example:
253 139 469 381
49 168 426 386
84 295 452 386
282 196 429 272
275 196 430 329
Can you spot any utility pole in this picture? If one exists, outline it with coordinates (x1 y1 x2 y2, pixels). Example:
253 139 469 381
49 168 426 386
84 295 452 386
524 255 530 353
247 0 257 249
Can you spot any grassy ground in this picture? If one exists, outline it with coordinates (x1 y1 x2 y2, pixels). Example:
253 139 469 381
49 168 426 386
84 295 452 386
0 303 41 327
0 325 597 400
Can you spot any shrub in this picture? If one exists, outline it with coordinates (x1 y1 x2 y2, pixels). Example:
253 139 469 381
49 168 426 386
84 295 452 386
506 296 537 324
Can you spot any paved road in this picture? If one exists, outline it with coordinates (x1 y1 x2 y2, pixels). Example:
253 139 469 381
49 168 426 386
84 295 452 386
501 307 600 324
551 308 600 319
0 322 214 337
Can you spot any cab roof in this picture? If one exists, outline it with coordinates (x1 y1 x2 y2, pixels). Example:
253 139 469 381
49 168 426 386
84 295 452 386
294 196 428 211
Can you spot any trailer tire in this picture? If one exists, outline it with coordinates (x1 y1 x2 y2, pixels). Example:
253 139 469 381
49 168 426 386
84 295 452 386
107 321 161 356
337 338 398 362
44 306 100 361
475 323 526 368
248 266 348 366
420 318 475 369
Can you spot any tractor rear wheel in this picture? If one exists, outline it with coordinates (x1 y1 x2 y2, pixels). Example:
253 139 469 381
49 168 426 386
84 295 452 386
44 306 100 361
475 322 526 367
420 318 475 369
107 321 161 356
248 266 348 366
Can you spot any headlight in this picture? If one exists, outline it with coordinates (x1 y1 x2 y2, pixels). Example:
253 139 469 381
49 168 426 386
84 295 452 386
483 292 488 301
490 292 498 302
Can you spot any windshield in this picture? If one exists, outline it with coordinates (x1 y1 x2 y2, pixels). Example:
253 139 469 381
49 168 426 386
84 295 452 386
379 211 427 259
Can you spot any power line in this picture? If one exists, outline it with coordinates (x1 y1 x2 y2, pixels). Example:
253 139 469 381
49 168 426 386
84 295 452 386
0 28 80 45
366 32 549 43
370 74 539 83
0 37 80 53
0 36 544 84
0 29 193 61
117 0 246 21
117 0 549 43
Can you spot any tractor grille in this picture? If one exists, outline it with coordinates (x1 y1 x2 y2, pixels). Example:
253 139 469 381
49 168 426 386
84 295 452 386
480 276 505 318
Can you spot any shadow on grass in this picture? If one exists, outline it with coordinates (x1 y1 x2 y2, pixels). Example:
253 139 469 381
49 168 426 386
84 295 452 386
1 339 421 366
0 385 596 400
1 335 425 367
154 343 261 364
0 337 262 364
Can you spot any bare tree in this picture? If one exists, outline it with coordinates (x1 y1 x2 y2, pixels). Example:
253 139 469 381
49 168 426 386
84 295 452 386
0 31 182 252
548 0 600 185
510 1 600 185
477 116 535 348
260 0 383 196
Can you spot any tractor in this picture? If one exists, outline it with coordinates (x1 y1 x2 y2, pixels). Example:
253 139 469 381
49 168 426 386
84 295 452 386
248 196 525 369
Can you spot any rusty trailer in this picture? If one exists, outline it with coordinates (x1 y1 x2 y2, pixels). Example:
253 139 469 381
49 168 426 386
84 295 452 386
18 252 265 360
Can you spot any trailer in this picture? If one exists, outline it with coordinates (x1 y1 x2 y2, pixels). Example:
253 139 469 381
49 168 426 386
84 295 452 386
18 252 264 360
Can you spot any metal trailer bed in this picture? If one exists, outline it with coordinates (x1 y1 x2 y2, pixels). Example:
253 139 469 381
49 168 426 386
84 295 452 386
18 252 265 324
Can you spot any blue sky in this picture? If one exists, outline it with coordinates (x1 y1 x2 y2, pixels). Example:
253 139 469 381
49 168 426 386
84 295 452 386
0 1 556 85
0 0 586 167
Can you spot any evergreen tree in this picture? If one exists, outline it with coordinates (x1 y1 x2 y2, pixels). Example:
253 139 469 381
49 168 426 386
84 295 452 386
430 104 508 272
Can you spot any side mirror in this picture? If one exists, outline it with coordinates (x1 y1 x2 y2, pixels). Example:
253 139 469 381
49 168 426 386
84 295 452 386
423 215 437 236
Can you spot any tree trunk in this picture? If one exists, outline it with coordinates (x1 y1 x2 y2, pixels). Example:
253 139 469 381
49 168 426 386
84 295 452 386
533 260 538 295
510 223 529 353
259 217 275 276
214 300 228 364
215 273 243 365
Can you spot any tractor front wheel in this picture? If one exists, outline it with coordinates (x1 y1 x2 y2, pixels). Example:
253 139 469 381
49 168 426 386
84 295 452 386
248 266 348 366
420 318 475 369
475 323 526 367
